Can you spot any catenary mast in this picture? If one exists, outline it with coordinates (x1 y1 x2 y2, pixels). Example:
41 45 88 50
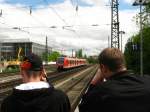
111 0 120 48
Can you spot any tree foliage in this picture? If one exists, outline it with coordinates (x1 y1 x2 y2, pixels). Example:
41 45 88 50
42 51 60 62
87 56 98 64
76 49 83 58
48 51 60 61
124 3 150 74
124 27 150 74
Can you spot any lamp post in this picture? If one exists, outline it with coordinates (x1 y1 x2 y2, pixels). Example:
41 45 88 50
119 31 125 52
133 0 150 76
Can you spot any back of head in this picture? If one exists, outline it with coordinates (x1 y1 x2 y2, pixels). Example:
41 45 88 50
98 48 126 72
20 53 43 77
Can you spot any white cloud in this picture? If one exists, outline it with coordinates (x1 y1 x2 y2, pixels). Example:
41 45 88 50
0 0 4 3
123 0 135 4
0 1 138 56
80 0 110 6
119 9 139 51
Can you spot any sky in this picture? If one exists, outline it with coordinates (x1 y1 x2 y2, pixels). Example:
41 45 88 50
0 0 139 56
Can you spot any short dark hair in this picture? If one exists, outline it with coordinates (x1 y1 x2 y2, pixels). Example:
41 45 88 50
22 53 43 71
98 48 126 72
21 53 43 77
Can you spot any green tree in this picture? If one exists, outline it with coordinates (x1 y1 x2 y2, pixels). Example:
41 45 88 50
42 51 60 62
87 56 98 64
48 51 60 61
84 54 87 59
124 3 150 74
124 27 150 74
42 52 49 62
76 49 83 58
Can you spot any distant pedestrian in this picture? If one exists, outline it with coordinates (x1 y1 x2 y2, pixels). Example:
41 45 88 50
1 53 70 112
79 48 150 112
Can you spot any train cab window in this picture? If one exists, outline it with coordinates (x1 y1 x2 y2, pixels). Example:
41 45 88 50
69 60 71 65
71 60 73 64
57 58 64 64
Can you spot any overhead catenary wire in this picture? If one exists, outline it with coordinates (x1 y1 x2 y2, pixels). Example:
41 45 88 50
2 5 48 27
42 0 83 38
42 0 68 25
70 0 75 6
6 5 61 36
0 8 49 38
0 3 88 50
0 1 109 40
1 1 82 28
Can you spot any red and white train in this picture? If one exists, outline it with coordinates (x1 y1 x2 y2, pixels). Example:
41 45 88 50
56 57 87 70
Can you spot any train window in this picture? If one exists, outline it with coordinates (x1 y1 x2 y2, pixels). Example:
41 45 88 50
69 60 70 65
57 58 64 64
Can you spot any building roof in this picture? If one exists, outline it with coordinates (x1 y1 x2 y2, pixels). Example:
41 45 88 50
0 38 31 43
0 38 52 49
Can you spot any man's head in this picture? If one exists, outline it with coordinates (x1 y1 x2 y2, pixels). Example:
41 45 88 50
20 54 46 82
98 48 126 78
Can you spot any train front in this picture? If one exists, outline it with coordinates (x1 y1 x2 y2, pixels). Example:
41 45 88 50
56 57 65 70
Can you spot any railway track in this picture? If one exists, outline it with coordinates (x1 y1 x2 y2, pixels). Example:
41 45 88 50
0 72 19 78
0 65 91 108
0 65 56 78
54 65 98 112
0 66 90 91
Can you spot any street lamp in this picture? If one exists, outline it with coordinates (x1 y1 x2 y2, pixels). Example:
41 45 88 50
119 31 125 52
133 0 150 76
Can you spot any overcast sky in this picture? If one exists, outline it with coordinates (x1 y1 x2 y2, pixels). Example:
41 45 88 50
0 0 139 56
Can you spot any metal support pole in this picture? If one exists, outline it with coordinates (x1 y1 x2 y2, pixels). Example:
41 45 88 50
111 0 120 49
72 49 74 57
120 33 122 52
119 31 125 52
45 36 48 65
25 43 26 56
108 36 110 47
140 4 143 76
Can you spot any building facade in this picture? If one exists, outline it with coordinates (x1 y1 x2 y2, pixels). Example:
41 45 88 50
0 39 52 61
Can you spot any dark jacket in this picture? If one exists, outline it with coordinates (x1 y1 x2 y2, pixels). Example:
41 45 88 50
1 86 70 112
79 71 150 112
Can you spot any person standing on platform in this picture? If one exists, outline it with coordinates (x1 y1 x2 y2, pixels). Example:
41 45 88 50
1 53 70 112
79 48 150 112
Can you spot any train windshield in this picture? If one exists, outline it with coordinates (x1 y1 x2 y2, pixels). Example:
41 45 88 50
57 57 64 64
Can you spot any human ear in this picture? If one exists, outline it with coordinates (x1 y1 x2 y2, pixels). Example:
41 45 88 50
40 69 47 81
100 64 105 73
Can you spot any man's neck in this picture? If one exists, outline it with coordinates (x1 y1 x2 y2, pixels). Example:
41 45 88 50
106 67 127 79
115 67 127 73
23 77 41 83
111 67 127 77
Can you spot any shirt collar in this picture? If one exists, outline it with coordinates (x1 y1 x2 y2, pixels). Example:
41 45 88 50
109 70 133 80
15 81 50 90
